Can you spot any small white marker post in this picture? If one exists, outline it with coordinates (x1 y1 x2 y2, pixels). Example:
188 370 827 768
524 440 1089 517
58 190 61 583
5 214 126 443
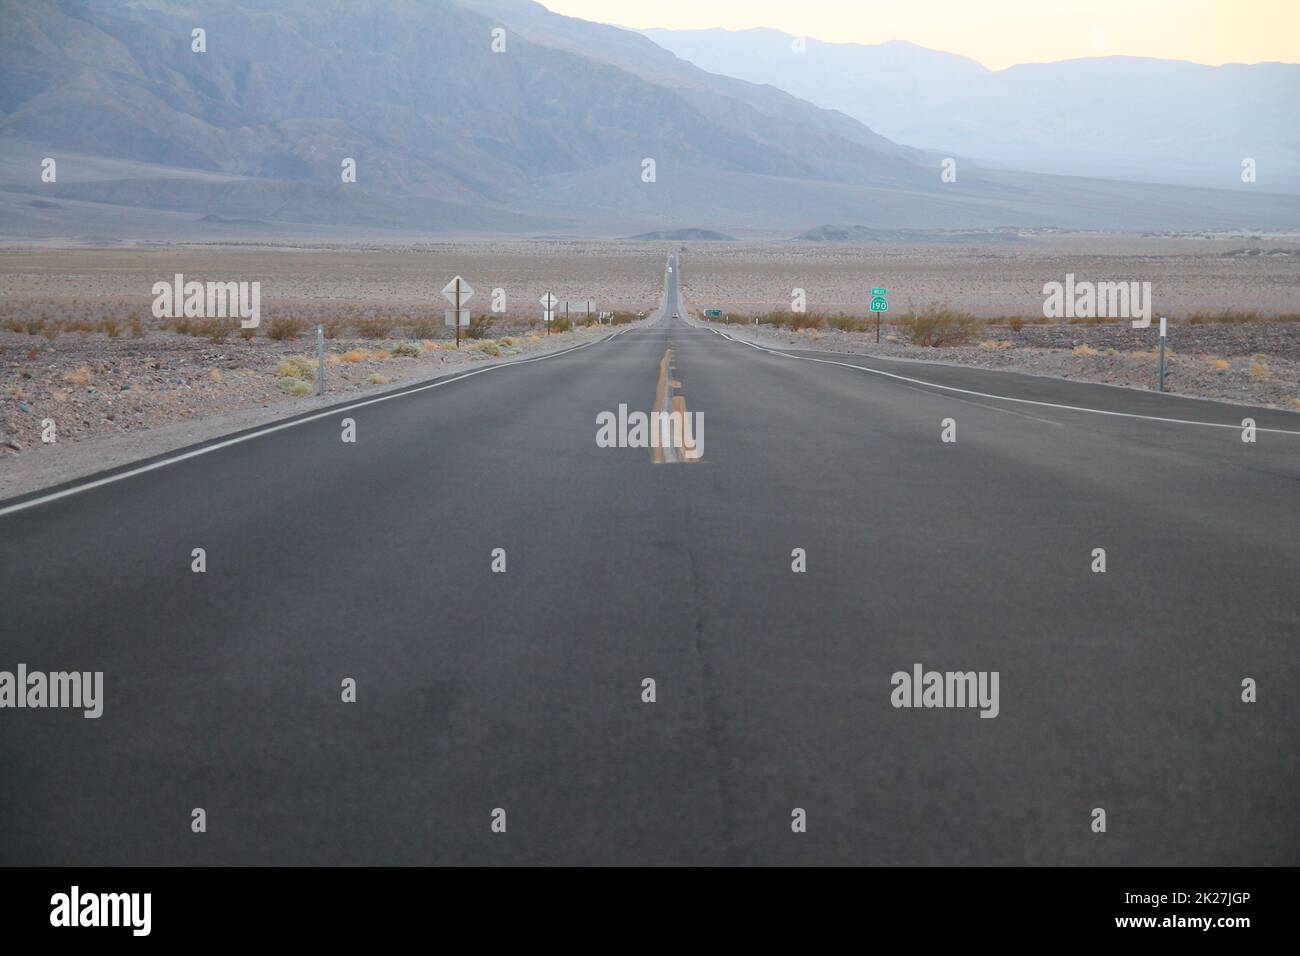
316 324 325 396
1159 316 1167 392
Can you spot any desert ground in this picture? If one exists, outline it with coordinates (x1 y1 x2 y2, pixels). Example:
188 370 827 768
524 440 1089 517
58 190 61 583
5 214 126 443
2 236 1298 497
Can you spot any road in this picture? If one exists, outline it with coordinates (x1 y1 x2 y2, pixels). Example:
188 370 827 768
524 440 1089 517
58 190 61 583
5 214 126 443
1 254 1297 866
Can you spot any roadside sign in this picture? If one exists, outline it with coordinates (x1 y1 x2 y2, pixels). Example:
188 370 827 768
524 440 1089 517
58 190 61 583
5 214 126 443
704 309 722 318
540 292 557 334
442 277 474 305
442 276 473 347
870 287 889 343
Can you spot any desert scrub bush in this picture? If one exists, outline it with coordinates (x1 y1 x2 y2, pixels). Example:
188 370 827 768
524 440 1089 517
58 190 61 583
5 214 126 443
42 323 61 339
277 377 313 396
338 349 368 363
238 326 257 341
356 318 389 340
406 317 438 339
549 318 571 333
497 337 514 347
267 317 304 341
1180 310 1300 325
827 315 868 333
321 319 345 339
63 366 93 386
99 319 120 337
466 313 496 339
368 373 395 385
276 356 318 381
904 309 980 347
390 341 421 358
467 340 501 357
24 319 45 335
1249 362 1271 380
1073 344 1098 356
787 313 829 332
196 319 230 344
1007 316 1026 332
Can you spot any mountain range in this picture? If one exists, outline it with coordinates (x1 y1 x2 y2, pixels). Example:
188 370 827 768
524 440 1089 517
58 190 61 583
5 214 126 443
0 0 1296 239
641 27 1300 194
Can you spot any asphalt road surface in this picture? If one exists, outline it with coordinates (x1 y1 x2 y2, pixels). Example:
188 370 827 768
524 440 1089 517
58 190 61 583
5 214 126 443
2 255 1297 865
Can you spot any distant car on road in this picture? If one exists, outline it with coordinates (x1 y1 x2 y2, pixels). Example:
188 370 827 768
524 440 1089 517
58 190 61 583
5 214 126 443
672 312 680 319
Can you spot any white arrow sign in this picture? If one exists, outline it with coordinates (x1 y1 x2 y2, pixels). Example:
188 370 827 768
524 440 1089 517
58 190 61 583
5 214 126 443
539 292 558 311
442 276 474 305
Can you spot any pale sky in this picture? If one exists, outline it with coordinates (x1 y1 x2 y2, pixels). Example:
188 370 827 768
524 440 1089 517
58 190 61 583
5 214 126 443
541 0 1300 70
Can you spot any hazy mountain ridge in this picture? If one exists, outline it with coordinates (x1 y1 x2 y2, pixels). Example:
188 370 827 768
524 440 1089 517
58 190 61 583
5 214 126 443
641 27 1300 193
0 0 1296 237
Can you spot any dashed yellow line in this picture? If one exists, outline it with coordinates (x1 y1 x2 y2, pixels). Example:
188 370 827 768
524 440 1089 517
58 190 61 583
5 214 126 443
651 347 701 464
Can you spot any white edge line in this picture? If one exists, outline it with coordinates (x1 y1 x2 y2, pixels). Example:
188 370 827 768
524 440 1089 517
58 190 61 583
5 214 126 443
714 329 1300 437
0 331 629 519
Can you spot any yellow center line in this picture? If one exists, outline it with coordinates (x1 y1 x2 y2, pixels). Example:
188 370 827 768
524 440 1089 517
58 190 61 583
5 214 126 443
652 347 672 464
649 347 702 464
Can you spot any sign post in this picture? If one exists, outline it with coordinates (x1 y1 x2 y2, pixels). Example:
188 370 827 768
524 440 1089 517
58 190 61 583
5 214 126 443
316 324 325 396
1158 316 1167 392
442 276 474 348
540 293 558 335
870 287 889 343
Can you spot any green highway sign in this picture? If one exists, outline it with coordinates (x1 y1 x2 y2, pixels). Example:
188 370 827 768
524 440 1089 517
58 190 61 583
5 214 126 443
704 309 722 317
870 287 889 342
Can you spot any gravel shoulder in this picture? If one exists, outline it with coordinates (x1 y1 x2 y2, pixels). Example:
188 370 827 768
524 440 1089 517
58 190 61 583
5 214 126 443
0 323 631 501
698 317 1300 413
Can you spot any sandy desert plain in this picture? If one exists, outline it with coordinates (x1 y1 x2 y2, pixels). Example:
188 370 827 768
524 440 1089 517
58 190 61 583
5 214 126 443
1 235 1298 497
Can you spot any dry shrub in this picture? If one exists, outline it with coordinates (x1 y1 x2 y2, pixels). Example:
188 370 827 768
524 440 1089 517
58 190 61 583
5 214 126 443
196 319 230 343
267 317 304 341
357 318 389 340
905 309 980 347
276 356 317 381
406 317 438 339
466 314 496 340
278 377 313 396
63 366 93 386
